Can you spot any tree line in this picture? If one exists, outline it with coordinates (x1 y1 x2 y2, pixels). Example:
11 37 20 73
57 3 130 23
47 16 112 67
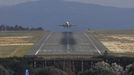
1 60 134 75
1 57 134 75
0 25 43 31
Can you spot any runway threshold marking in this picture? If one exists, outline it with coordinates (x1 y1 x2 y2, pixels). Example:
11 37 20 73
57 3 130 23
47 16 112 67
84 33 102 55
35 32 53 55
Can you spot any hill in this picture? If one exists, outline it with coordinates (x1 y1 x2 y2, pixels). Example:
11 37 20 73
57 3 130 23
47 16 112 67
0 0 134 31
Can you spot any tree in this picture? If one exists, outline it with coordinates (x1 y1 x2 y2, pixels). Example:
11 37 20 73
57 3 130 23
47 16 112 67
79 69 117 75
111 63 124 75
31 66 67 75
126 63 134 75
79 61 121 75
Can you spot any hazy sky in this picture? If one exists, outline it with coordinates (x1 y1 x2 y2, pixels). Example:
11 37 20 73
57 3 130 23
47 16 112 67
0 0 39 6
0 0 134 8
64 0 134 8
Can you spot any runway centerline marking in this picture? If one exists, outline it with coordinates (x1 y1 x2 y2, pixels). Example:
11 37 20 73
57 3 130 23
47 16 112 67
84 32 102 55
35 32 53 55
67 32 70 50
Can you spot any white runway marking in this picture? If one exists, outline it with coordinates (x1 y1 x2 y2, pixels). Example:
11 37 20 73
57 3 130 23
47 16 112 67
67 41 70 50
35 32 53 55
67 32 70 50
84 33 102 55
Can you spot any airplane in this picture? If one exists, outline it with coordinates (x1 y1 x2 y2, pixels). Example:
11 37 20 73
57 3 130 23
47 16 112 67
59 21 75 28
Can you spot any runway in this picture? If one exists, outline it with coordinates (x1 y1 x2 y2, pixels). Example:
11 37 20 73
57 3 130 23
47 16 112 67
29 31 105 56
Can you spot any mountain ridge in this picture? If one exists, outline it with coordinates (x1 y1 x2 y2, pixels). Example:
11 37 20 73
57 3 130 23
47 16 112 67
0 0 134 31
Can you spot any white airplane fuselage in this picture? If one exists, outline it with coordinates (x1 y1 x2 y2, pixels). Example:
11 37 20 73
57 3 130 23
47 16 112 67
61 21 72 28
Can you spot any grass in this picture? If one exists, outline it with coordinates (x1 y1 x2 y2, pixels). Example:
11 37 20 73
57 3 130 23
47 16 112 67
0 46 17 57
0 31 46 58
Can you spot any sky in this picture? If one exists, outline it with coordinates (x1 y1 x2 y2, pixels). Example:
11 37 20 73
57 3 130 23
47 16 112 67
0 0 39 6
64 0 134 8
0 0 134 8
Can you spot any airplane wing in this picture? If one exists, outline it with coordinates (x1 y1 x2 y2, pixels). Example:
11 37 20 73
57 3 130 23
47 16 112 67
69 24 76 27
59 24 66 26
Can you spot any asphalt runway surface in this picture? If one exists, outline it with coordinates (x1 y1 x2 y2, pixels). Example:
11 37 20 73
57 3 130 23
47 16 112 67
28 31 106 56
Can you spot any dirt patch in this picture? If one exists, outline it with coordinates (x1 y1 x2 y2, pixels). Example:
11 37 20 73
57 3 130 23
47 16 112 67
95 32 134 54
102 41 134 53
0 36 33 39
0 43 34 46
0 36 33 45
107 35 134 41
